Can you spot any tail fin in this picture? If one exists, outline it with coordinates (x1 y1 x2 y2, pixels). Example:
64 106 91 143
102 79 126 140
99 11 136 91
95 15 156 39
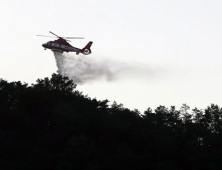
80 41 93 55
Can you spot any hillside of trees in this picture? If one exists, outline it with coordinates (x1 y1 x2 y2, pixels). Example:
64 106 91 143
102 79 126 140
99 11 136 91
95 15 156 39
1 74 222 170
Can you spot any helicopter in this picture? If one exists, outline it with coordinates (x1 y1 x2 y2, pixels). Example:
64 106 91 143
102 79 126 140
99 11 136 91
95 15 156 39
37 31 93 55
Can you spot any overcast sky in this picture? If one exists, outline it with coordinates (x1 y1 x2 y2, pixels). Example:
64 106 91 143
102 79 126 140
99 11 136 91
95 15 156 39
1 0 222 112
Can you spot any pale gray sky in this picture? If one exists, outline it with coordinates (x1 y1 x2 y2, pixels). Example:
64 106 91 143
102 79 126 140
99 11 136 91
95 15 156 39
1 0 222 111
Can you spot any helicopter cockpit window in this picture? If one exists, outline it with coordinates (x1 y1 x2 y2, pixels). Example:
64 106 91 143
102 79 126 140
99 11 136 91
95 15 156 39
51 43 59 47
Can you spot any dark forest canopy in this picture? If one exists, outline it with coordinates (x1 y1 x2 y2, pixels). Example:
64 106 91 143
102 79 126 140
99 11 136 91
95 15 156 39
0 74 222 170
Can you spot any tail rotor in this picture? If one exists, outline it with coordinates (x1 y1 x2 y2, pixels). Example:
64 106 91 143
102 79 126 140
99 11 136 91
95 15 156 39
80 42 93 55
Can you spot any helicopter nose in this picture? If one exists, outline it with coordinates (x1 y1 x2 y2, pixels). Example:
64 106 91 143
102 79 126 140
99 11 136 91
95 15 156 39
42 44 45 47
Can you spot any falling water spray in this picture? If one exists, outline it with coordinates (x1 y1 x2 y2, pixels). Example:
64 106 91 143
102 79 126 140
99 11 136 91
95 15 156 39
53 52 159 84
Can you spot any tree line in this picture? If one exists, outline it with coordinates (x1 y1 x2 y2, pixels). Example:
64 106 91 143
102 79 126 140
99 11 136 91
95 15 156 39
0 74 222 170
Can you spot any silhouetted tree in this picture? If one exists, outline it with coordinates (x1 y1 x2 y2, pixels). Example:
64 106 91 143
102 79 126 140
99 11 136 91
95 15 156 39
1 74 222 170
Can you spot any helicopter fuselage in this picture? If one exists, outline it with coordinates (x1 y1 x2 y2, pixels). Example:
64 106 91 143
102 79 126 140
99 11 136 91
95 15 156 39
42 38 92 55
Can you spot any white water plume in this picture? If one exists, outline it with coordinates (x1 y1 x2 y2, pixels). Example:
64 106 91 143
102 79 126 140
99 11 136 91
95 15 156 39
53 52 160 84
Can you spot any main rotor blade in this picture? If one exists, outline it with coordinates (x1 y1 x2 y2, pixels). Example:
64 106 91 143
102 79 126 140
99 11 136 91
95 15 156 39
36 35 57 38
63 37 85 39
49 31 60 38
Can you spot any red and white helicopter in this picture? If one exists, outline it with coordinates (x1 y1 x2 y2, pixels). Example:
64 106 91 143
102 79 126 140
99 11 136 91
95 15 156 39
37 31 93 55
